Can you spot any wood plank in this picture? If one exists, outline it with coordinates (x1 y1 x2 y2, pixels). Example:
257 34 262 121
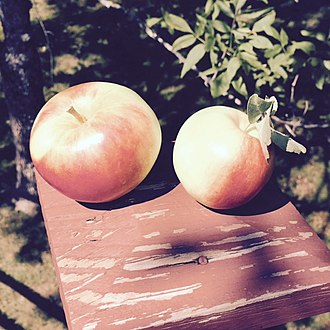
36 172 330 330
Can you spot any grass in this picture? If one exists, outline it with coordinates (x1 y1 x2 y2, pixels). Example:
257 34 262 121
0 206 66 329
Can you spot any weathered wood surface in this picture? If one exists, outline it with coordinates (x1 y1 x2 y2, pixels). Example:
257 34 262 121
36 172 330 330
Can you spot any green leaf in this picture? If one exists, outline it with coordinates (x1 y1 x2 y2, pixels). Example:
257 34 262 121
205 34 215 52
323 60 330 71
210 50 218 67
146 17 162 28
210 57 241 97
195 14 207 37
315 74 325 90
172 34 196 51
250 35 273 49
239 51 264 70
271 129 307 154
205 0 214 16
232 76 248 97
279 29 289 48
213 20 230 33
226 57 241 80
237 8 270 24
247 94 275 124
264 44 282 58
253 11 276 32
181 43 206 78
166 13 192 33
212 2 221 20
218 1 234 18
235 0 247 11
210 71 231 97
292 41 316 54
268 53 292 79
264 26 280 40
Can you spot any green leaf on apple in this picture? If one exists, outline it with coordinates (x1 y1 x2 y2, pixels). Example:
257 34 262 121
246 94 307 161
247 93 276 124
271 129 307 154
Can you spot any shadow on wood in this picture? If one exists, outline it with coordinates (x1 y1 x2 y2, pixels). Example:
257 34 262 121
80 139 288 216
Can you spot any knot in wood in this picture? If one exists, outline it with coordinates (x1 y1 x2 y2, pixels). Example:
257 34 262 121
197 256 208 265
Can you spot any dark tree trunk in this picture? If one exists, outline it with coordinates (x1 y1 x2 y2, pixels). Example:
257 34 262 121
0 0 45 200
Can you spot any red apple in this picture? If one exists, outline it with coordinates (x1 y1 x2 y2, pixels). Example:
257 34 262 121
30 82 162 203
173 106 274 209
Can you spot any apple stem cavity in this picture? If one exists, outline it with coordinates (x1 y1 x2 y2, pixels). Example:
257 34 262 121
67 106 87 124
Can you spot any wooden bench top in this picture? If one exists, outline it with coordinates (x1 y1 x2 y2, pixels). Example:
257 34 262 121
36 168 330 330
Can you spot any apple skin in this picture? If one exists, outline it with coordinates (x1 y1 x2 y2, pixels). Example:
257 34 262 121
30 82 162 203
173 106 274 209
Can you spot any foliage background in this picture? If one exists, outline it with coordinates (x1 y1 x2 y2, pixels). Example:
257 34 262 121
0 0 329 328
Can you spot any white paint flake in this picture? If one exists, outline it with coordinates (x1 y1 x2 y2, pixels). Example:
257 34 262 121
272 226 286 232
133 243 172 252
96 283 202 310
270 270 291 277
216 224 251 232
60 273 91 283
173 228 187 234
142 283 328 328
143 232 161 239
268 250 309 263
132 209 169 221
83 321 98 330
58 257 117 269
112 317 137 326
240 264 255 270
113 273 169 284
201 232 268 247
310 266 330 273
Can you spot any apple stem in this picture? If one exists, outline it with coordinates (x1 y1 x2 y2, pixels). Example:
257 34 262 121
67 106 87 124
244 123 253 133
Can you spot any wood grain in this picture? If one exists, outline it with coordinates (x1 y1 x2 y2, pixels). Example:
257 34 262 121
36 172 330 330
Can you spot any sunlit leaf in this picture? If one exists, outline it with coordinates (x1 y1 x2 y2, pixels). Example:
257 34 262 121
235 0 247 11
210 71 231 97
218 1 234 18
210 49 218 67
253 11 276 32
227 57 241 80
205 0 214 16
323 60 330 71
181 43 205 78
212 2 221 20
146 17 162 28
232 77 248 98
315 74 325 90
213 20 230 33
166 13 192 33
250 35 273 49
172 34 196 51
265 44 282 58
237 8 270 23
279 29 289 48
264 26 280 40
291 41 316 54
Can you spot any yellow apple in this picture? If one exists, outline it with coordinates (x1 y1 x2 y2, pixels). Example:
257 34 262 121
173 106 274 209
